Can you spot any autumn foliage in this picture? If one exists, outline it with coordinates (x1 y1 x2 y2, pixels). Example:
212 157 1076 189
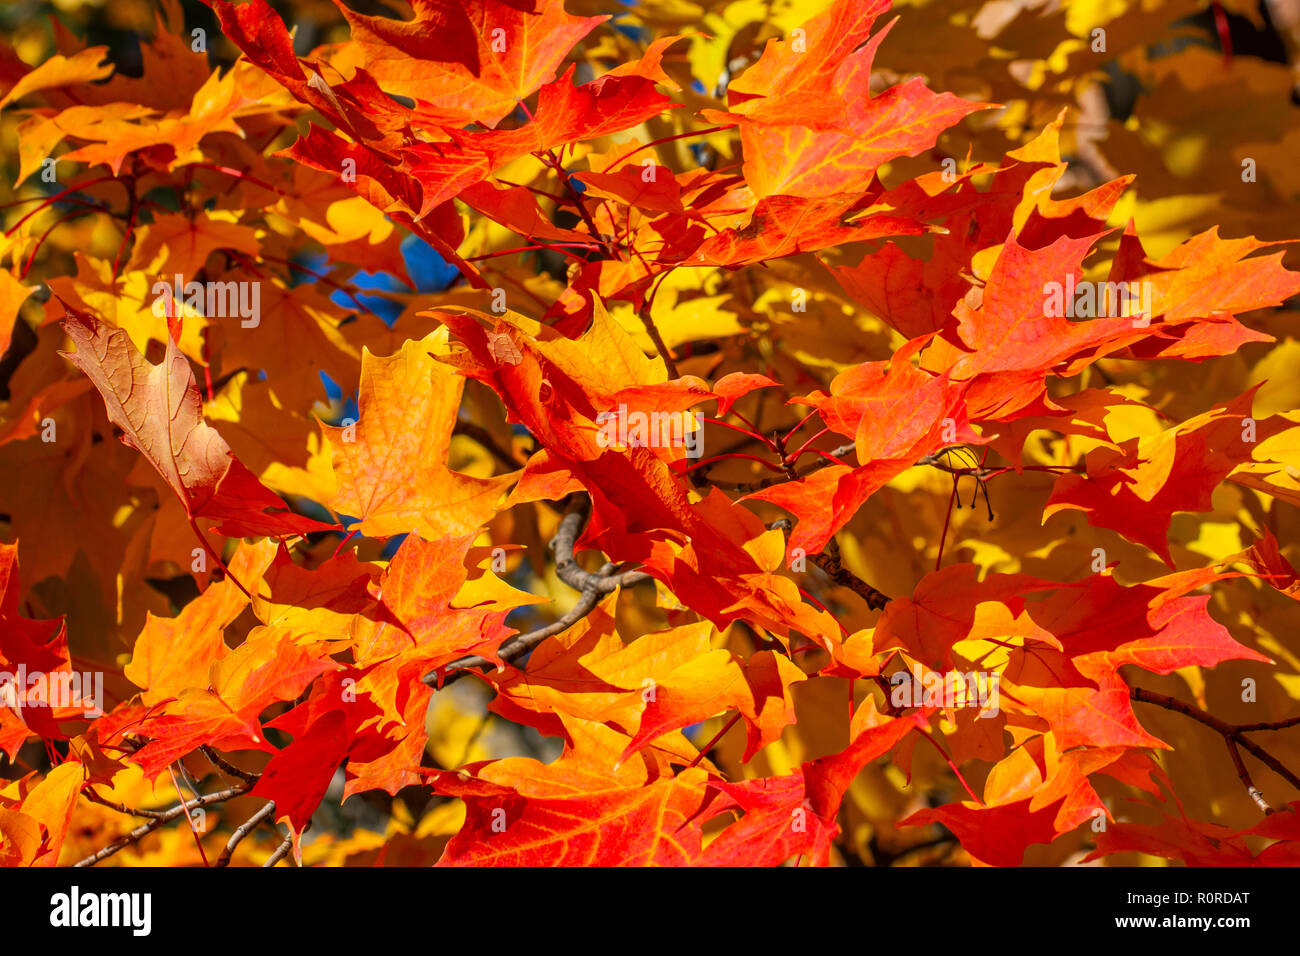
1 0 1299 867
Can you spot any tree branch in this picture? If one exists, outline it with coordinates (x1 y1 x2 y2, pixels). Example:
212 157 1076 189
551 497 651 594
1225 737 1272 814
422 495 650 687
768 518 891 612
721 442 856 494
83 788 172 820
200 745 260 784
1131 687 1300 813
638 303 680 379
216 800 278 867
810 540 891 611
263 832 296 867
74 784 251 867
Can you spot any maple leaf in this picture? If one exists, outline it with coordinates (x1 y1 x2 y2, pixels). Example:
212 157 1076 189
128 625 344 779
59 303 333 541
125 541 277 706
251 709 352 831
320 332 516 540
129 212 262 280
1046 387 1291 566
822 117 1126 338
484 602 804 762
0 762 83 866
703 703 929 866
923 228 1136 416
427 717 713 866
0 48 112 111
680 195 929 267
903 797 1064 867
0 270 34 356
1230 531 1300 602
0 543 86 756
901 742 1161 866
406 65 676 217
704 0 990 200
335 0 607 129
1083 792 1264 866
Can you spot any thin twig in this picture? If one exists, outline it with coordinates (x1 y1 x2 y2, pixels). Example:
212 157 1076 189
1131 687 1300 813
1225 738 1272 813
200 745 260 783
168 763 210 866
422 496 649 687
725 443 856 494
83 788 172 820
264 833 295 867
768 518 891 612
810 538 891 611
216 800 277 867
638 303 680 379
74 785 250 867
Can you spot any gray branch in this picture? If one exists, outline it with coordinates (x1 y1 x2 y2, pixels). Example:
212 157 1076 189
422 495 650 687
73 785 250 868
216 799 278 867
